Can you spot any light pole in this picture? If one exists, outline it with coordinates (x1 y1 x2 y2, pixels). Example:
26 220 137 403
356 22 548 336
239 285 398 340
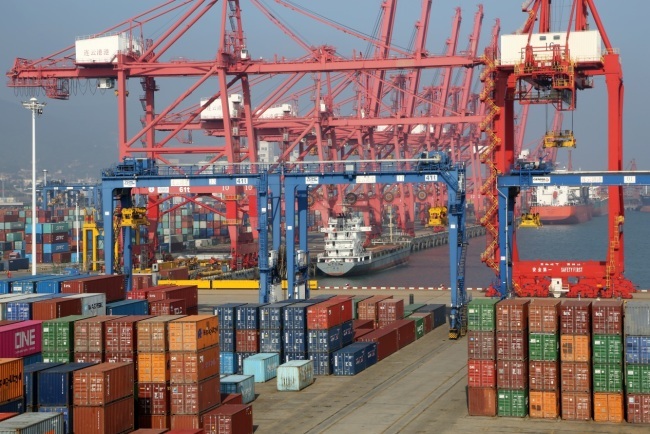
22 97 46 276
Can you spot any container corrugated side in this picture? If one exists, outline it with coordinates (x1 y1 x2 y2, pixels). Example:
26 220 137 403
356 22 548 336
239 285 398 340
0 359 23 405
496 298 529 331
170 374 221 414
277 360 313 390
243 353 280 383
593 392 624 422
591 300 623 335
561 391 591 421
72 362 134 406
202 404 253 434
138 352 171 382
23 362 64 408
72 395 134 434
623 301 650 336
0 412 64 434
220 375 255 404
625 336 650 364
37 362 94 406
106 299 149 315
496 388 528 417
168 315 219 352
592 334 623 364
467 298 499 331
63 293 107 316
0 320 42 358
41 315 87 354
467 387 496 416
625 364 650 393
137 315 186 352
38 406 71 434
170 345 220 383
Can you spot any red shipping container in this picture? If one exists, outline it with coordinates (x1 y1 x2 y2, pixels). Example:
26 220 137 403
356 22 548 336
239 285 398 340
170 409 216 430
307 301 341 330
148 285 198 309
496 359 528 389
357 295 392 322
127 285 175 300
170 375 221 415
467 330 495 360
528 299 560 333
74 351 104 363
62 274 125 303
170 346 220 384
561 391 591 421
104 315 153 354
467 387 497 416
75 315 125 353
158 267 190 280
560 362 591 392
393 319 416 349
104 351 135 364
495 331 527 361
529 360 560 391
529 390 559 419
468 359 496 388
626 393 650 424
357 327 398 361
221 393 243 405
42 232 69 243
352 319 374 330
338 299 354 324
202 404 253 434
73 395 135 434
52 252 72 264
378 299 405 324
150 299 188 316
32 297 81 320
496 298 529 331
0 320 19 327
0 320 42 358
132 274 154 291
0 413 17 422
138 382 170 415
73 362 135 406
559 300 591 335
137 315 187 353
408 312 433 333
591 300 623 335
235 329 259 353
138 414 171 430
353 328 373 341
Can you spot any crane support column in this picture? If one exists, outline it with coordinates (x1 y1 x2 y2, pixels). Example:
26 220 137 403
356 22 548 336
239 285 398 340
497 185 518 298
446 165 468 339
297 186 310 298
257 172 270 303
270 174 282 252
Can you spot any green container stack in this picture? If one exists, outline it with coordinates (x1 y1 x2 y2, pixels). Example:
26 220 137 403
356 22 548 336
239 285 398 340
498 389 528 417
42 315 88 362
408 315 425 340
467 299 499 331
529 333 559 361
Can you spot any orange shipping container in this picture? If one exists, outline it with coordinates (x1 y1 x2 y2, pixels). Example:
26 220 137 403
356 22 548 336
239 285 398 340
529 390 559 419
593 392 624 423
560 335 590 362
73 362 135 406
137 315 186 352
561 391 591 421
138 352 171 383
73 395 135 434
170 345 220 384
0 358 23 404
169 315 219 352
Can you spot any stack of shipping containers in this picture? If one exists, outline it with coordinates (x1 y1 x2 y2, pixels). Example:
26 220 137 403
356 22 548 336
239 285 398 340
136 315 185 429
42 315 86 363
24 362 63 412
283 302 313 363
307 297 354 376
235 304 265 373
377 298 404 328
590 300 624 422
528 299 560 419
72 362 135 433
25 222 71 265
148 285 199 316
214 302 245 375
466 298 498 416
169 315 221 429
259 302 292 359
624 300 650 423
104 315 152 364
496 299 529 418
73 315 123 363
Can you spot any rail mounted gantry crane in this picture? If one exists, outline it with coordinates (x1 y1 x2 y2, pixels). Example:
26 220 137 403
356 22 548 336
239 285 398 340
6 1 487 272
481 0 634 298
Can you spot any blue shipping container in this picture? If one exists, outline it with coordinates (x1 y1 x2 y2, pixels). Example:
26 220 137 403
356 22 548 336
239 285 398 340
220 374 256 404
283 303 314 330
333 345 366 376
6 294 64 320
22 352 44 367
308 324 342 353
417 304 447 329
260 329 283 354
39 405 72 434
243 353 280 383
36 275 89 294
220 329 236 353
341 320 354 346
38 362 94 406
309 352 335 376
214 303 246 330
283 352 308 364
220 352 238 375
0 397 24 413
106 299 149 315
236 303 267 330
626 335 650 364
10 275 57 293
24 362 65 408
260 301 295 330
283 329 307 353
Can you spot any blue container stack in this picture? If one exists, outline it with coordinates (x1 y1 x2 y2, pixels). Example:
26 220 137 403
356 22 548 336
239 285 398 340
235 303 267 373
259 301 294 360
37 362 94 434
332 341 379 376
283 302 315 363
106 299 149 315
23 362 64 411
215 302 246 375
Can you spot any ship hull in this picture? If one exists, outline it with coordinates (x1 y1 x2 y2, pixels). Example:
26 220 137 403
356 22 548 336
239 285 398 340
591 198 608 217
535 204 592 225
316 245 410 277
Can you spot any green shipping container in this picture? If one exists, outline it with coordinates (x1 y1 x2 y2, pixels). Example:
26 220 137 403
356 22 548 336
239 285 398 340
593 363 623 392
529 333 559 361
467 298 499 331
625 364 650 393
42 222 70 233
404 304 425 316
497 389 528 417
6 232 23 242
42 315 88 353
42 351 76 363
408 317 425 339
592 334 623 364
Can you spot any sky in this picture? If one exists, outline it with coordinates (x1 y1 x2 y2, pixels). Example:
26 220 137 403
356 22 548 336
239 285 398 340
0 0 647 182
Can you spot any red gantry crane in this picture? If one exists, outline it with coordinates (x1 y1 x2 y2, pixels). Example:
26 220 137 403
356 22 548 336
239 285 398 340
7 0 489 271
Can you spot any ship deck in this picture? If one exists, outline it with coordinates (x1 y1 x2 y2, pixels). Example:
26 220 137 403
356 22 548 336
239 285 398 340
198 289 650 433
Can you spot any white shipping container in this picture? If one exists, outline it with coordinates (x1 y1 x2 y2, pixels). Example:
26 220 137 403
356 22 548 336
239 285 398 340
200 94 243 120
277 360 314 391
0 412 64 434
63 293 106 316
500 30 602 65
75 33 143 64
